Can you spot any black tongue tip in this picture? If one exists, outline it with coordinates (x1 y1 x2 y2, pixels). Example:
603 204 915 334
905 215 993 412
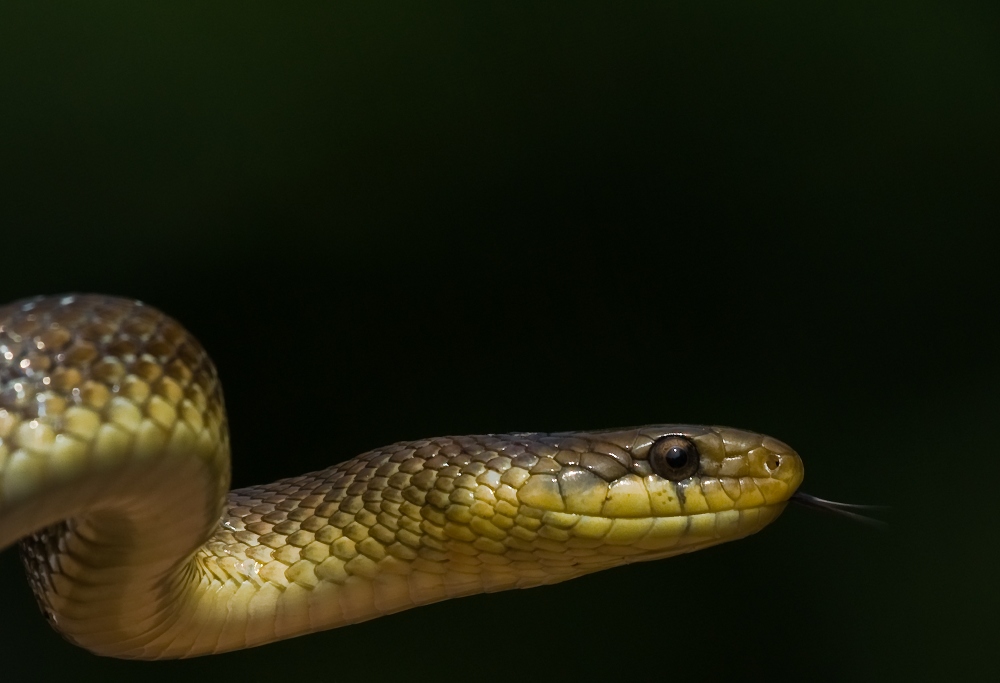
791 491 888 529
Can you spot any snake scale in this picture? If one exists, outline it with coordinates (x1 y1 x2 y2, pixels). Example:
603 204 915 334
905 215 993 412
0 295 805 659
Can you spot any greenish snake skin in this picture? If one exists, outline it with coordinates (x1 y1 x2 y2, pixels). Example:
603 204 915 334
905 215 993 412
0 295 804 659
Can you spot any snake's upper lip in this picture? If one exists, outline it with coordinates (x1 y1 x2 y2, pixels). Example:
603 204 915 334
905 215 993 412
790 491 888 528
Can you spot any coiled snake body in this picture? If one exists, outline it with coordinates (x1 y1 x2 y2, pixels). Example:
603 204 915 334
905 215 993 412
0 295 804 659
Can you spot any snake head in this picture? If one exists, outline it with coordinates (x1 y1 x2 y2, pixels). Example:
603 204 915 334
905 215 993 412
505 425 804 574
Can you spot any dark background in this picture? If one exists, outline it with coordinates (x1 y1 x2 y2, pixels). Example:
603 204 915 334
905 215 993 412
1 2 996 681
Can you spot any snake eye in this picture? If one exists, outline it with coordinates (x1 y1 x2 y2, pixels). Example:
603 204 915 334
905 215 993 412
649 435 700 481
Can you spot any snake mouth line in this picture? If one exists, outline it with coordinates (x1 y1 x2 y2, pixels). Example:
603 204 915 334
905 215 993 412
588 501 788 520
552 503 790 544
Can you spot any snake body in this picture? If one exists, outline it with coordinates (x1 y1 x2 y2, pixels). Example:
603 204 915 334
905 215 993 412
0 295 804 659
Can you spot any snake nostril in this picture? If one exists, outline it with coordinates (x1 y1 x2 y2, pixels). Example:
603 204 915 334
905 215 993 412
764 453 781 472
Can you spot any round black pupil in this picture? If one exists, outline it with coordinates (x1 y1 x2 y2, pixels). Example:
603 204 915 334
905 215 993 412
665 446 688 468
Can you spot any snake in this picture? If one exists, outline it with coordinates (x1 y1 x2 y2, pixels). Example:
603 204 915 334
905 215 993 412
0 294 843 660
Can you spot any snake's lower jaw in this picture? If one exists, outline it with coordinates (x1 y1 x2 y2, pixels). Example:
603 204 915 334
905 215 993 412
542 503 792 574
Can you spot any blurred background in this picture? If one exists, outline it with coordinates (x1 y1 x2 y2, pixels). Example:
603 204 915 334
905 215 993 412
0 2 996 680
